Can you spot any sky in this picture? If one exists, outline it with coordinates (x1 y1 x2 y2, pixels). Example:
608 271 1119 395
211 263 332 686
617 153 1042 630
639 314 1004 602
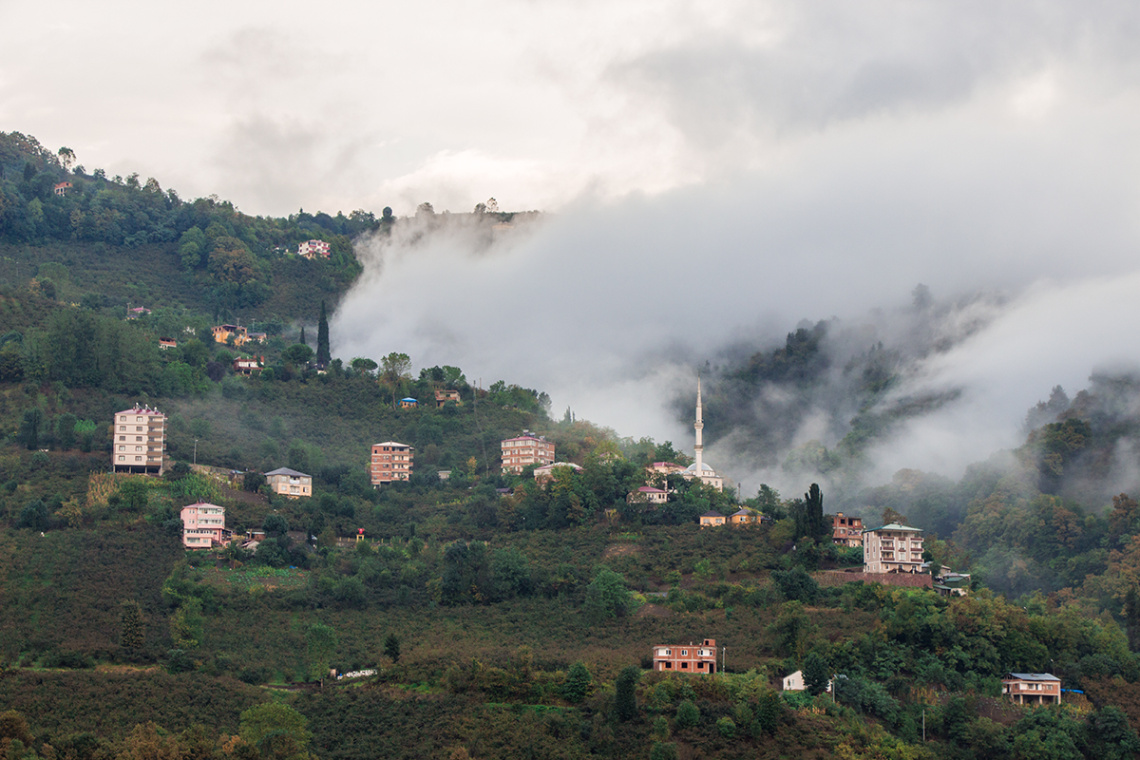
5 1 1140 489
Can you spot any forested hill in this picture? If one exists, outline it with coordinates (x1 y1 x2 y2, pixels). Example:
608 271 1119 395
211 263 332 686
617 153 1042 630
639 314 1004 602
0 130 374 321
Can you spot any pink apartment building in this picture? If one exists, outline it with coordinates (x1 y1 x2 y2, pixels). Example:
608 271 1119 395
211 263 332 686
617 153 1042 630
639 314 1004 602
180 502 226 549
501 432 555 474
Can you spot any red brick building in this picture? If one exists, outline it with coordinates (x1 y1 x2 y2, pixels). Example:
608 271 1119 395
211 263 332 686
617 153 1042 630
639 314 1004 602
652 639 719 674
371 441 414 485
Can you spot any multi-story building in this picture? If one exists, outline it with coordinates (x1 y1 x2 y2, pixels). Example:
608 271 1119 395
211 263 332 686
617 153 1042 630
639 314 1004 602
298 240 331 259
1002 673 1061 705
863 523 925 574
113 406 166 475
211 324 249 346
832 512 864 547
371 442 414 485
652 639 719 674
265 467 312 498
533 461 582 484
500 432 555 474
180 502 226 549
434 389 461 407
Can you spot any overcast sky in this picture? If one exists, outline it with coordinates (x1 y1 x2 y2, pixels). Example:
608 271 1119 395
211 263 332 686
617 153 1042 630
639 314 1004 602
6 1 1140 487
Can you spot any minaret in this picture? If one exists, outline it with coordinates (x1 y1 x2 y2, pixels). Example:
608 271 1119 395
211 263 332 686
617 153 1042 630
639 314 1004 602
694 374 704 476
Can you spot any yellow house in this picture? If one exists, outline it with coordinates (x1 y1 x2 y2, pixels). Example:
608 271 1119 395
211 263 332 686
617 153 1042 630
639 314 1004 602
699 510 726 528
211 324 249 346
264 467 312 498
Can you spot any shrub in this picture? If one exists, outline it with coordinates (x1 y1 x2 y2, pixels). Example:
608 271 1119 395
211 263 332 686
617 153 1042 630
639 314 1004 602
675 700 699 729
716 716 736 738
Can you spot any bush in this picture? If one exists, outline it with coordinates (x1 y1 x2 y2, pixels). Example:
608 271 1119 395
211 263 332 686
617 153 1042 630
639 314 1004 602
716 716 736 738
649 743 678 760
675 700 699 729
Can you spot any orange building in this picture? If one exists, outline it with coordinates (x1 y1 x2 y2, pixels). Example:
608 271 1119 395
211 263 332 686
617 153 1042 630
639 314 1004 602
652 639 719 674
435 389 461 407
371 441 414 485
501 432 555 474
833 512 864 547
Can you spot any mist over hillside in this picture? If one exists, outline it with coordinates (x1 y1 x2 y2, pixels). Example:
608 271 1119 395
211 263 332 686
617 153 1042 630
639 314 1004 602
332 197 1140 502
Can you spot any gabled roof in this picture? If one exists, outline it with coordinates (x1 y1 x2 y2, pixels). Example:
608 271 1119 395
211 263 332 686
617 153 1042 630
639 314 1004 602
639 487 667 493
373 441 412 448
700 510 725 518
264 467 310 477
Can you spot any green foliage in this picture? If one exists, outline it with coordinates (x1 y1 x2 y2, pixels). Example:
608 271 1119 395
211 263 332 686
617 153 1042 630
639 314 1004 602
614 665 640 722
771 567 819 603
649 742 678 760
383 632 401 664
583 568 633 624
239 702 312 754
306 623 338 682
561 662 592 703
119 600 146 651
715 716 736 738
674 699 699 729
803 650 830 695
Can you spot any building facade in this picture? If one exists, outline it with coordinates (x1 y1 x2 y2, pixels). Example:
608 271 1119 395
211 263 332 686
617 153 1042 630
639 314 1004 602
833 512 864 547
371 442 414 485
298 240 331 259
1002 673 1061 705
113 406 166 475
652 639 718 674
212 324 249 346
265 467 312 498
501 432 555 474
863 523 925 574
180 502 226 549
699 511 726 528
435 389 461 407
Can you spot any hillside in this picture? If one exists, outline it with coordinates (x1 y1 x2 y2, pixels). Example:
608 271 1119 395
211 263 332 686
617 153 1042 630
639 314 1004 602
3 130 1140 760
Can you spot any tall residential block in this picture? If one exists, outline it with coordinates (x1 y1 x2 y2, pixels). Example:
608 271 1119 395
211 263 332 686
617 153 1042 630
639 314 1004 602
113 406 166 475
371 442 414 485
500 432 555 474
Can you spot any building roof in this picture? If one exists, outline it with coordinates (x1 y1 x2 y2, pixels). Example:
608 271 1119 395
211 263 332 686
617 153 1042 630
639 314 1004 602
181 502 224 510
732 508 755 516
535 462 582 471
116 406 163 416
373 441 412 448
865 523 924 533
685 462 718 473
264 467 311 478
400 397 418 403
700 510 725 518
503 434 549 442
639 487 667 494
1006 673 1060 682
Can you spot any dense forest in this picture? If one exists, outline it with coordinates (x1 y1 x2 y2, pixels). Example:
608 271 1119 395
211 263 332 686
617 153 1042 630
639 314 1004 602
4 130 1140 759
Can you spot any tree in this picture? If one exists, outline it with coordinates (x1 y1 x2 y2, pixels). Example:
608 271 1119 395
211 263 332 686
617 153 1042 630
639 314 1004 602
282 343 314 366
803 651 830 695
120 600 146 651
57 146 75 172
350 357 377 376
306 623 338 684
754 691 782 735
562 662 592 703
380 352 412 408
316 301 330 366
675 700 699 729
614 665 640 722
239 703 312 758
583 568 632 624
208 237 258 286
17 408 42 450
383 632 401 664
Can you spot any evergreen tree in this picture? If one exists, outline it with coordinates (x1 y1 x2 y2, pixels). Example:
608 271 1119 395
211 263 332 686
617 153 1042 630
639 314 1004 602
562 662 592 703
614 665 640 722
1126 587 1140 652
804 483 826 540
675 700 700 729
383 632 401 663
803 650 830 695
119 600 146 651
300 326 307 346
316 301 330 366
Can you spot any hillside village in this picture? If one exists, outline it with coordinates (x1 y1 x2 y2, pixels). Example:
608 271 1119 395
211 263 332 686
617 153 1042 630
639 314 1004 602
5 130 1140 759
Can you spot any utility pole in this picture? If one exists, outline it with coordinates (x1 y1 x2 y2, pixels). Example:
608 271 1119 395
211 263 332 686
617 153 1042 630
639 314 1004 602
722 645 726 674
193 439 198 465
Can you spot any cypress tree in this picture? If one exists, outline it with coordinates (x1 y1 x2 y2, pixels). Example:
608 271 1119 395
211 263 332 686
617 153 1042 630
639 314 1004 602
300 326 307 346
120 600 146 651
316 301 330 366
614 665 640 722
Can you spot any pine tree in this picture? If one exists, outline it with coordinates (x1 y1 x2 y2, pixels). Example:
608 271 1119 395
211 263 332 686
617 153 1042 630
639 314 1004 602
120 600 146 651
1126 587 1140 652
300 326 307 346
614 665 640 722
384 632 401 663
316 301 330 366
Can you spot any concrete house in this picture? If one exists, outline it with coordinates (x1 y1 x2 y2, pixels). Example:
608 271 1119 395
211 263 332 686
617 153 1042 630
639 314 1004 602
435 389 461 407
298 240 331 259
833 512 864 547
265 467 312 498
1002 673 1061 705
699 510 726 528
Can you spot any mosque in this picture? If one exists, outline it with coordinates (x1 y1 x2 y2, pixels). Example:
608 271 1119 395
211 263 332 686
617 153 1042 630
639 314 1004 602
682 376 724 491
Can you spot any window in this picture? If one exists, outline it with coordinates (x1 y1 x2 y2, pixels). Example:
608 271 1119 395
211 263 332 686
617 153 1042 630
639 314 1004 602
135 456 142 461
118 455 125 461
